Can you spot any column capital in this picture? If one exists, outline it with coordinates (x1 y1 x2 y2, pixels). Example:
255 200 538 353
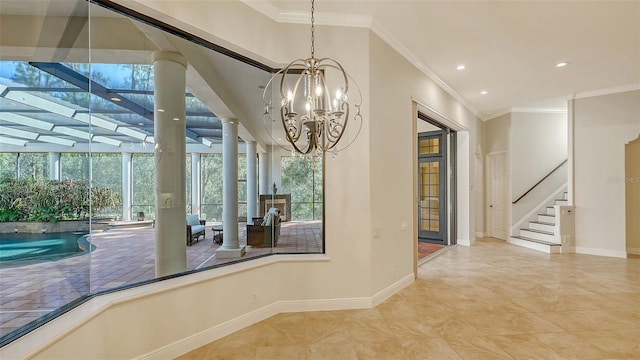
152 51 187 67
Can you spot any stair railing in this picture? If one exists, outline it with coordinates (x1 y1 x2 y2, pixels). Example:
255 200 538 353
512 159 568 204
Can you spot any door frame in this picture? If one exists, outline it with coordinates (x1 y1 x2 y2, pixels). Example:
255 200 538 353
416 113 457 247
485 150 508 240
417 130 448 244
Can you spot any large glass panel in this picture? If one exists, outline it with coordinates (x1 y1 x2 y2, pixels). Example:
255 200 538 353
419 161 440 232
132 154 155 219
0 0 91 340
0 0 322 345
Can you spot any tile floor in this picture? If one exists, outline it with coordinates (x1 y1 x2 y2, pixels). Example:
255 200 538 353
177 238 640 360
418 241 446 261
0 221 322 338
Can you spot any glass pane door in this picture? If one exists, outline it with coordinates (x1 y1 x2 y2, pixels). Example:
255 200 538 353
418 131 446 244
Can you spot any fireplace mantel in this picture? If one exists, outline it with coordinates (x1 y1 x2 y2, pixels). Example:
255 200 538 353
259 194 291 222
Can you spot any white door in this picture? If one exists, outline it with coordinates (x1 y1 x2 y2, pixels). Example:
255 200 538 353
487 152 507 240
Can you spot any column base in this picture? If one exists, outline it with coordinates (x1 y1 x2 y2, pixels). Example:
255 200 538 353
215 245 246 259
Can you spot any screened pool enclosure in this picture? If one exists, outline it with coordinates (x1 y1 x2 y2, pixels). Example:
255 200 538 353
0 0 323 345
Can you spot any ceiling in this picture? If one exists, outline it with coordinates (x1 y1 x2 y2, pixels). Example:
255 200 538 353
1 0 638 154
245 0 640 119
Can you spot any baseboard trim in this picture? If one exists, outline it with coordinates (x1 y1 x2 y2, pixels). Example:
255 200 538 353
136 302 281 360
475 232 486 238
136 275 414 360
371 273 414 307
575 247 627 259
457 238 471 246
626 247 640 256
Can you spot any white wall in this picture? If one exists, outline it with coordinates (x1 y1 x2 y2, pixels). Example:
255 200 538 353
574 90 640 257
510 112 567 198
369 32 478 290
1 2 479 359
482 114 510 236
483 113 511 154
510 112 568 224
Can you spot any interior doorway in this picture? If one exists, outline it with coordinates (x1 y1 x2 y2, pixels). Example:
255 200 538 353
417 112 457 260
486 151 508 240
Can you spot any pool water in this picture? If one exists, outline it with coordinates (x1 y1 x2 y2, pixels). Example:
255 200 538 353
0 232 93 266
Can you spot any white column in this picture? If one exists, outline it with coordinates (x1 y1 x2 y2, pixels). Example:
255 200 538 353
270 146 283 193
246 141 257 222
49 152 60 180
258 151 269 195
216 118 246 258
153 51 187 277
122 153 132 221
191 153 201 217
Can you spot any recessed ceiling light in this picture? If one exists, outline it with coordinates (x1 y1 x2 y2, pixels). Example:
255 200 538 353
137 122 144 126
110 97 121 102
556 62 569 68
480 90 488 95
486 112 493 115
158 108 165 112
456 64 466 70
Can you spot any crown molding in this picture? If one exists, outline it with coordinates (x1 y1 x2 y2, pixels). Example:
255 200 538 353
510 107 567 114
239 1 479 118
279 10 373 27
572 83 640 100
369 19 479 117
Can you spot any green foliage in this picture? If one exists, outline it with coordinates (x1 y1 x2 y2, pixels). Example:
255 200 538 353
132 154 156 218
0 178 120 223
281 156 323 220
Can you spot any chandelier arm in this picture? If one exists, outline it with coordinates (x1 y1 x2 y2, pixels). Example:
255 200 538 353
315 59 350 95
260 0 364 156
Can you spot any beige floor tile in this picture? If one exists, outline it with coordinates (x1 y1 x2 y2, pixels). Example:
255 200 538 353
462 312 564 335
572 330 640 358
399 335 464 359
255 344 308 359
307 342 357 360
533 331 627 360
534 309 639 332
175 239 640 360
487 334 569 360
441 335 515 360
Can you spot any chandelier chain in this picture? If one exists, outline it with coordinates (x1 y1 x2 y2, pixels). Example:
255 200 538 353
310 0 315 58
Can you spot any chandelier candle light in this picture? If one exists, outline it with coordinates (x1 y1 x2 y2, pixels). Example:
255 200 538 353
263 0 362 156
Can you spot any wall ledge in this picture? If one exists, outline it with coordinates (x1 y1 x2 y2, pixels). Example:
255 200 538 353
0 253 331 360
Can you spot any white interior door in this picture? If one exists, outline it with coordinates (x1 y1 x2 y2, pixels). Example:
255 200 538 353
487 152 507 240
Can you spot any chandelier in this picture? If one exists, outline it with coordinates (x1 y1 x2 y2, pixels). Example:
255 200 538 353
263 0 362 156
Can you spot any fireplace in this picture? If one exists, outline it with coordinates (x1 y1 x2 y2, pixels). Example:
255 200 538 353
259 194 291 222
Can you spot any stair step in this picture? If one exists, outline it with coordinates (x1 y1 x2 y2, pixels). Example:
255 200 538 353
511 235 560 246
509 236 561 253
537 214 556 224
545 206 555 215
555 199 568 205
529 221 555 232
522 228 554 235
530 220 555 226
520 228 555 242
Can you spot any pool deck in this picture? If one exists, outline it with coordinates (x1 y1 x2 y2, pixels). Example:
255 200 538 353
0 220 321 339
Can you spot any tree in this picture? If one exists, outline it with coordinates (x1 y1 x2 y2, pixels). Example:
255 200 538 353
281 155 323 220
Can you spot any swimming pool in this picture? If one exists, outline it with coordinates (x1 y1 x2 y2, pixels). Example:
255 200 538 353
0 232 93 267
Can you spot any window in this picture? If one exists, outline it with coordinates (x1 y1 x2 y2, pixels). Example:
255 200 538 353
280 156 323 221
0 0 323 346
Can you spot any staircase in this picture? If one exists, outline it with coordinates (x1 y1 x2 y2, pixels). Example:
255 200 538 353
509 191 568 253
